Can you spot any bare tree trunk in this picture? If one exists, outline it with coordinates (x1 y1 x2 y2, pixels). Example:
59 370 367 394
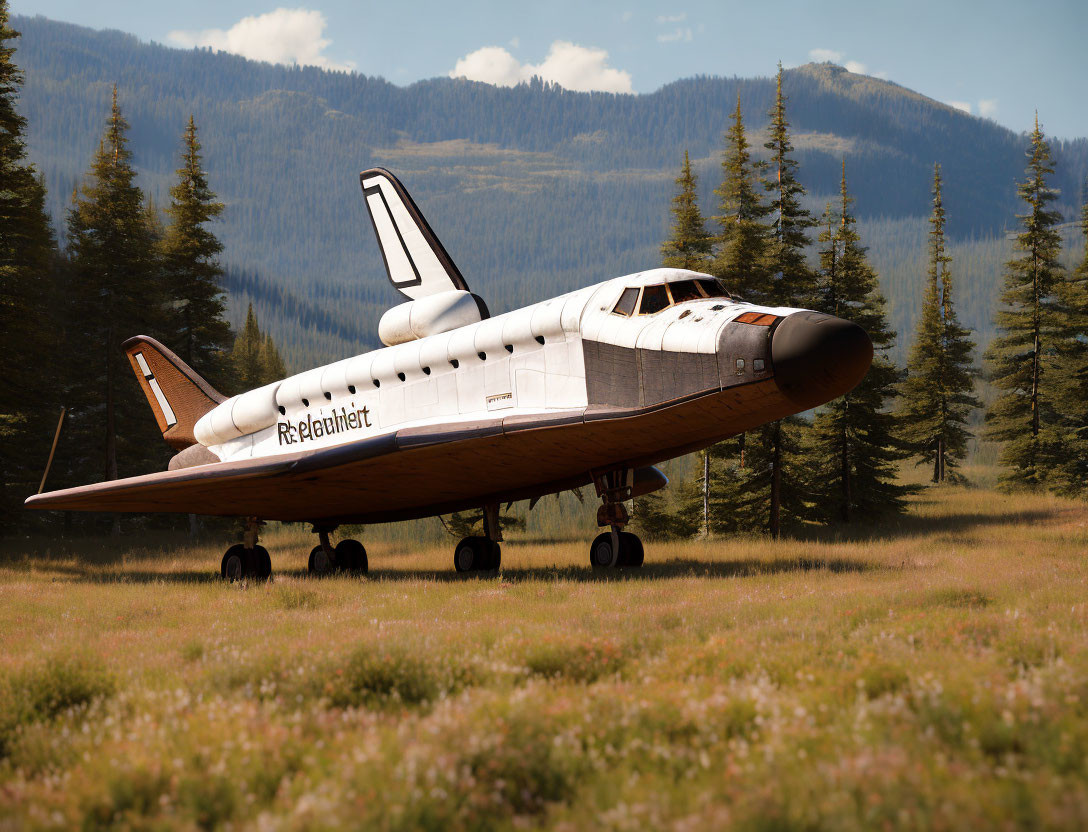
769 422 781 539
702 452 710 537
105 328 120 536
840 422 850 523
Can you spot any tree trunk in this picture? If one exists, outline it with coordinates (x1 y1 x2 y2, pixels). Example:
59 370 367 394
105 328 120 536
702 451 710 537
769 422 781 538
932 439 940 483
840 421 850 523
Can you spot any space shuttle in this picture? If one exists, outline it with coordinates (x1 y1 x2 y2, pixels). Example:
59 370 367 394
27 168 873 577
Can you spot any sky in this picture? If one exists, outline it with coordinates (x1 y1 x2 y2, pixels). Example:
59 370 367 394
13 0 1088 139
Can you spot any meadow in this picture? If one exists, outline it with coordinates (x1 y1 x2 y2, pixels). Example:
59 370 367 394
2 479 1087 830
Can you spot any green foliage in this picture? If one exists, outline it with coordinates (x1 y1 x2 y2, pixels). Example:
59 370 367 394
1048 198 1088 496
159 115 233 392
984 118 1068 490
809 164 910 521
442 507 525 539
325 644 482 709
898 165 981 482
709 94 771 299
0 652 114 757
229 302 286 392
760 62 818 308
62 86 169 495
519 636 628 683
661 149 712 270
631 488 698 540
0 2 63 531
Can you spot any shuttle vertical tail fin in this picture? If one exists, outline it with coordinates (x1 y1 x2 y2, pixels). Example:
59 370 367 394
122 335 225 450
360 167 486 314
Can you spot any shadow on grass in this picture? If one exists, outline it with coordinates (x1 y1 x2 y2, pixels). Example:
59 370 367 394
787 506 1061 544
28 554 880 586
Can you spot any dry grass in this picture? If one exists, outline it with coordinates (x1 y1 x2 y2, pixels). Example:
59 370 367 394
2 483 1088 829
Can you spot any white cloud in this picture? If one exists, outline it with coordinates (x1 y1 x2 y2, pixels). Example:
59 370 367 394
844 60 868 74
166 8 353 71
509 36 520 48
947 100 972 114
809 48 843 62
873 70 889 80
657 27 693 43
978 98 998 118
656 13 687 23
449 41 633 94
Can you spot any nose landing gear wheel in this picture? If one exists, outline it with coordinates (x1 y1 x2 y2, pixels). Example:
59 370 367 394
590 531 644 569
335 539 368 574
454 536 501 572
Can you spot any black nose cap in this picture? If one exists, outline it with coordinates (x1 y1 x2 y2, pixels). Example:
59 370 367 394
771 311 873 409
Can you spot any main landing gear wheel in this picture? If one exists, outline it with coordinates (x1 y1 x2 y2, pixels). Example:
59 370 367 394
335 539 368 574
454 536 501 572
221 544 272 581
590 531 644 569
308 544 335 576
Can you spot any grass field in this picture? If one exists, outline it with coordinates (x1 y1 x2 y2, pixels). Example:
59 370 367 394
2 482 1088 830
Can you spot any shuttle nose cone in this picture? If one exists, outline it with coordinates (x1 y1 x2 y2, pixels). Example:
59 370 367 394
771 311 873 409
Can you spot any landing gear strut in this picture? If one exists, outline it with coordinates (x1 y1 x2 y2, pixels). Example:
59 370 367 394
454 503 502 572
307 526 368 576
590 469 644 569
221 517 272 581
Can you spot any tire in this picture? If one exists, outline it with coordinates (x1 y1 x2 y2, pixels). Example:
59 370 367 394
454 537 478 572
221 544 248 581
251 545 273 580
480 540 501 571
335 539 368 574
308 544 335 575
590 532 618 569
618 532 644 567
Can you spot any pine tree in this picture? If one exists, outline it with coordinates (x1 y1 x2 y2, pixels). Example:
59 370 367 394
1048 195 1088 495
160 116 233 390
65 86 167 494
0 1 63 528
984 116 1066 490
230 303 286 390
709 94 771 300
761 62 817 308
898 164 980 482
754 62 818 537
809 162 908 522
661 150 712 271
260 332 287 382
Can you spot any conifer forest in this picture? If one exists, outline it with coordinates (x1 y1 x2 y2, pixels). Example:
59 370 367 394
6 6 1088 830
3 8 1088 536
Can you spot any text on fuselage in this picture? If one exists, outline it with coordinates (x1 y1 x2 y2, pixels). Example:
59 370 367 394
277 406 372 445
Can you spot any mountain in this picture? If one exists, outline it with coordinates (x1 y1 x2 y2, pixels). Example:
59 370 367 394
14 15 1088 369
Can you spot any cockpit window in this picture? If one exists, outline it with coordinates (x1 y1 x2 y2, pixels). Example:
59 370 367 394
639 284 671 315
612 287 639 316
697 278 730 299
668 280 702 303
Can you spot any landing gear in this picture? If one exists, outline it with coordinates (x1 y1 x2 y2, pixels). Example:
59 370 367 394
589 468 645 569
308 526 367 576
453 503 502 572
454 536 501 572
589 531 644 568
221 517 272 581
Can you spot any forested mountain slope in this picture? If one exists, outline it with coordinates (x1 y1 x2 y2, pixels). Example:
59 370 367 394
15 15 1088 369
